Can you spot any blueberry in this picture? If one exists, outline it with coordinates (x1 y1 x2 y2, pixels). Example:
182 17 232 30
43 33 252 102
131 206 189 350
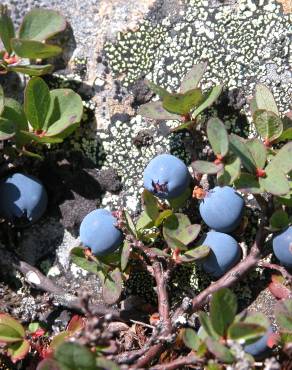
79 209 123 256
0 173 48 224
272 226 292 268
143 154 190 199
200 231 241 278
199 186 244 233
244 328 273 360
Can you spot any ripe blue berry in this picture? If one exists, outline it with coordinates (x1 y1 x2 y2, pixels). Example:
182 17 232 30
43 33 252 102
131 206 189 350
201 231 241 278
272 226 292 268
79 209 123 256
143 154 190 199
199 186 244 233
0 173 48 224
244 328 272 359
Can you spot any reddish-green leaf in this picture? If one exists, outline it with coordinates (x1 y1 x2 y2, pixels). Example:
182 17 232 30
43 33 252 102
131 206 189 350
67 315 85 334
37 359 61 370
192 160 223 174
269 282 291 300
138 101 181 120
180 62 208 92
0 6 15 54
0 84 4 116
0 314 25 339
19 9 66 41
7 339 30 363
207 118 229 157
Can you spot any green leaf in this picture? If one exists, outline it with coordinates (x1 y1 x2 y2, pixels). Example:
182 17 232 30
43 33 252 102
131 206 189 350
0 117 16 140
136 211 153 231
192 85 223 120
277 127 292 142
7 339 30 363
101 268 123 305
137 101 181 120
24 77 50 131
36 358 61 370
228 322 267 342
163 88 204 115
19 9 66 41
275 299 292 331
229 134 256 173
180 245 210 262
259 166 289 196
254 84 279 116
168 186 191 210
70 247 101 274
192 160 223 174
145 80 170 99
154 209 173 227
243 312 270 329
0 324 24 343
234 173 262 194
11 38 62 59
121 240 131 271
123 210 137 237
7 64 53 76
142 189 159 221
96 357 121 370
270 210 289 230
207 118 229 157
198 311 219 340
0 314 25 340
210 288 237 337
217 156 241 186
183 328 201 350
1 97 28 132
180 62 208 92
148 248 169 257
0 6 15 55
253 110 283 142
205 338 234 363
171 120 193 132
269 142 292 174
245 138 267 169
54 342 96 370
163 214 199 250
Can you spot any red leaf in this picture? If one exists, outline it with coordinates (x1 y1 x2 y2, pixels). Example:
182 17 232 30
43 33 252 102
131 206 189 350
67 315 85 334
31 328 46 339
269 282 291 299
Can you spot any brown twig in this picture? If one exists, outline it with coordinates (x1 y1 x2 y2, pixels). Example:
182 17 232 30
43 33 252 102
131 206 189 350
150 353 204 370
259 261 292 283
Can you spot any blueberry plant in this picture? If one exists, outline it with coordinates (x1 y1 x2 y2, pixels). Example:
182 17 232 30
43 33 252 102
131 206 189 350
0 6 66 76
0 47 291 370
